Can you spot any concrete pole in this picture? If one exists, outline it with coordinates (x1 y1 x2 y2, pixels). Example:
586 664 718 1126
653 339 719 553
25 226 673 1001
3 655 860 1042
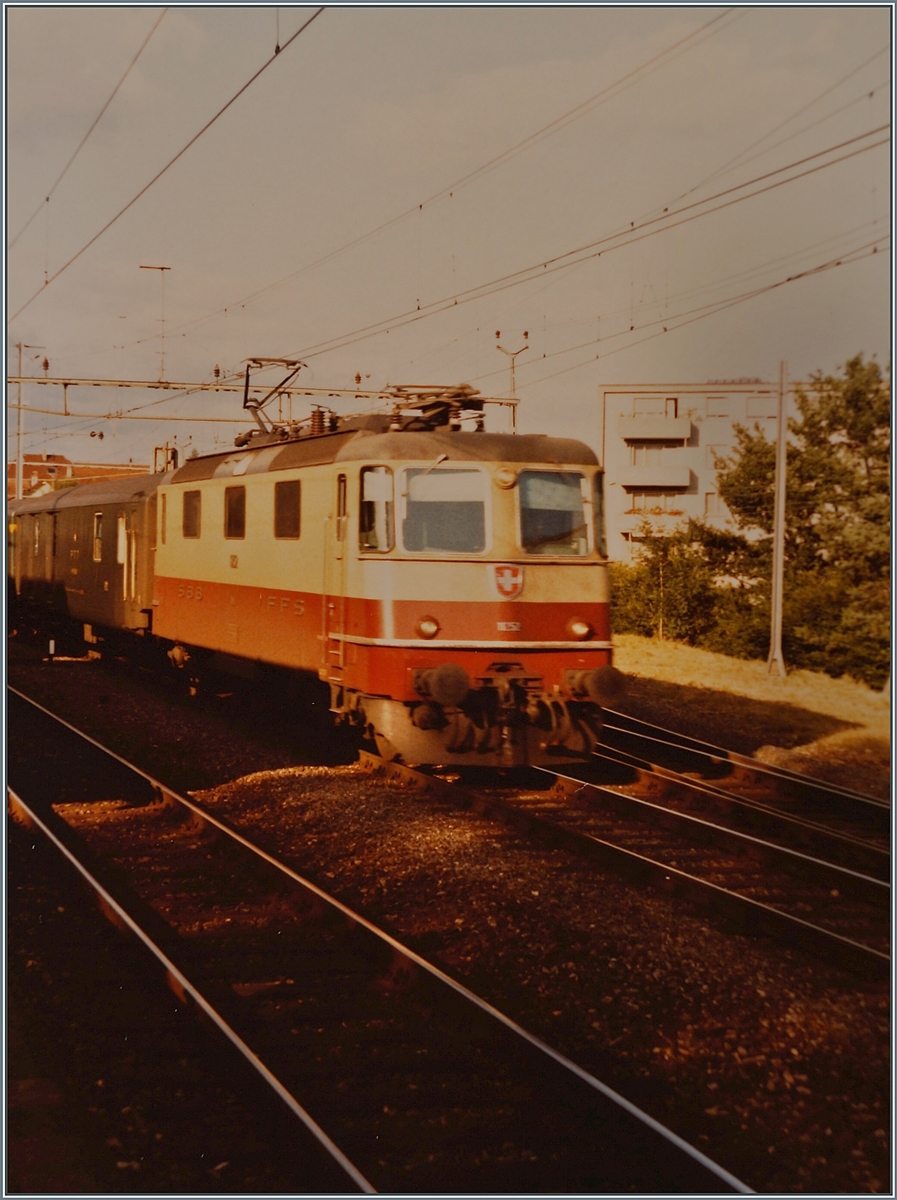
15 341 24 501
767 360 788 677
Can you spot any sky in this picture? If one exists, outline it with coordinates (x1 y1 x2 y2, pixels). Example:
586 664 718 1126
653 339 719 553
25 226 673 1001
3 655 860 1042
5 4 892 468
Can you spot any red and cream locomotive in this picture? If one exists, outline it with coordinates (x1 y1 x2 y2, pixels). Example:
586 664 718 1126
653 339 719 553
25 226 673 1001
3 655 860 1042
8 384 623 766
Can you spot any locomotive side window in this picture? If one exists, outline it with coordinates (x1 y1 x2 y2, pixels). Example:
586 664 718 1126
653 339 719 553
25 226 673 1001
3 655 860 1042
92 513 103 561
160 493 167 545
359 467 394 551
274 480 301 539
183 490 201 538
518 472 588 556
593 474 608 558
224 486 246 539
402 468 485 554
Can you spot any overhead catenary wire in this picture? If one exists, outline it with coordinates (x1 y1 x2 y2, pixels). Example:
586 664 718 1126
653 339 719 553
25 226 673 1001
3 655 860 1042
278 127 888 363
115 7 743 353
13 227 888 443
661 44 890 213
470 216 890 386
7 7 169 252
7 6 325 326
521 239 889 390
21 129 885 438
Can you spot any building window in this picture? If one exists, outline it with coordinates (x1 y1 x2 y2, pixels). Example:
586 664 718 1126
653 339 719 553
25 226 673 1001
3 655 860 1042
747 396 777 418
665 397 678 418
627 490 684 514
183 490 201 538
274 479 301 540
359 467 393 551
224 486 246 539
705 492 726 517
630 443 664 467
634 395 664 415
707 396 729 417
92 513 103 561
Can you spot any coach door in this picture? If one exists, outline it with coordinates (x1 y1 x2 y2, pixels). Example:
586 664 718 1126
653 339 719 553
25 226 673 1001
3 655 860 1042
322 473 348 681
117 509 139 617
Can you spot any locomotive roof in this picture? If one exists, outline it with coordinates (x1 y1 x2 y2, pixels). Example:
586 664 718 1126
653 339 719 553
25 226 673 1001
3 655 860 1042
8 472 161 515
7 428 600 515
170 423 599 484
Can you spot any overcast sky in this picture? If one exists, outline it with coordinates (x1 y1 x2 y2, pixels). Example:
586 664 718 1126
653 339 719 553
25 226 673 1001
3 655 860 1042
6 4 892 466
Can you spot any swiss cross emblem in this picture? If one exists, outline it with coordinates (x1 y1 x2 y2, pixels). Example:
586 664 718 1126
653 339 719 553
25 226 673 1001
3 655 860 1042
494 564 524 599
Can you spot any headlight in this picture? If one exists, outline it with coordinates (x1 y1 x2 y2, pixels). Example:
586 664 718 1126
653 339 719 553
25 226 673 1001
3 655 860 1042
416 616 440 639
495 467 517 489
566 617 593 640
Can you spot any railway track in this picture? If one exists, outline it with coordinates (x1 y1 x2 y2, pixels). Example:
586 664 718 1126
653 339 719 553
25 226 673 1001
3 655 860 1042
7 688 747 1195
358 746 889 980
598 710 890 851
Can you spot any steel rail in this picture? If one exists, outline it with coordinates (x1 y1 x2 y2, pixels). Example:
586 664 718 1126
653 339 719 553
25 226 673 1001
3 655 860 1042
582 740 889 883
359 753 889 980
7 688 750 1194
6 786 375 1195
603 709 889 811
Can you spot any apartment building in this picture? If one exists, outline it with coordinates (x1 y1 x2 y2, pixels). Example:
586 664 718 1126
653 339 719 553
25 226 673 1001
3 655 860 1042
598 381 781 562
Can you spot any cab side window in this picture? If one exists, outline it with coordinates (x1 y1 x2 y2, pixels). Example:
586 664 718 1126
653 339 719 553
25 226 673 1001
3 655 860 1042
359 467 394 551
183 490 201 538
274 480 301 539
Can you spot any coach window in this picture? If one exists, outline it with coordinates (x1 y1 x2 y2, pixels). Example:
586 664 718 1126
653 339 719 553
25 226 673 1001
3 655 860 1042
183 490 201 538
402 467 486 554
225 486 246 539
274 479 301 539
359 467 394 551
92 513 103 561
518 471 589 556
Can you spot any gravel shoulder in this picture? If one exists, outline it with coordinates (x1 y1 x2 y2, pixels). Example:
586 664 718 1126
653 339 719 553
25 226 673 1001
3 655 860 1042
7 647 891 1193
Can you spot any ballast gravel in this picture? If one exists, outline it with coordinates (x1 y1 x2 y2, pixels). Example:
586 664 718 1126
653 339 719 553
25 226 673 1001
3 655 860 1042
8 649 891 1193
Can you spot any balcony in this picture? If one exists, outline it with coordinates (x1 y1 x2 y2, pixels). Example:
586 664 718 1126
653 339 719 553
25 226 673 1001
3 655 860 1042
619 466 692 490
618 415 691 442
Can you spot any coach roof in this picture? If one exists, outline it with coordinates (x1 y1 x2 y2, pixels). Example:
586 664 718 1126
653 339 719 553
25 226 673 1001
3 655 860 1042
8 473 161 515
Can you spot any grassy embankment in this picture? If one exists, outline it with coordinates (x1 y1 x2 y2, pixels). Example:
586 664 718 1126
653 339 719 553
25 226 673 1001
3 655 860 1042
611 633 890 801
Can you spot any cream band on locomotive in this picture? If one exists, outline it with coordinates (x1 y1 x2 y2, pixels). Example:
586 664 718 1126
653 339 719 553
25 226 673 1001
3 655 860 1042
8 384 624 766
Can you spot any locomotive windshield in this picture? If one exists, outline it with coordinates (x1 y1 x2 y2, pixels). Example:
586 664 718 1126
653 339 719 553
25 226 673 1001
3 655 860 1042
518 471 588 555
402 467 486 553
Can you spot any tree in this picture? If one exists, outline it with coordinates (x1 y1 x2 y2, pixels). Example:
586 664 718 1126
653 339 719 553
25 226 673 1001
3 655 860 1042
610 522 717 644
714 354 889 684
611 356 890 686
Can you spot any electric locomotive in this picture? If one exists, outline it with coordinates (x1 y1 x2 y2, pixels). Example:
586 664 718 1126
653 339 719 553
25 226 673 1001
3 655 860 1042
8 384 623 766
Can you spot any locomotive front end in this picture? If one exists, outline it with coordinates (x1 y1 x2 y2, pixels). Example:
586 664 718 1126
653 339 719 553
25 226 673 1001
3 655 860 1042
332 429 623 767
